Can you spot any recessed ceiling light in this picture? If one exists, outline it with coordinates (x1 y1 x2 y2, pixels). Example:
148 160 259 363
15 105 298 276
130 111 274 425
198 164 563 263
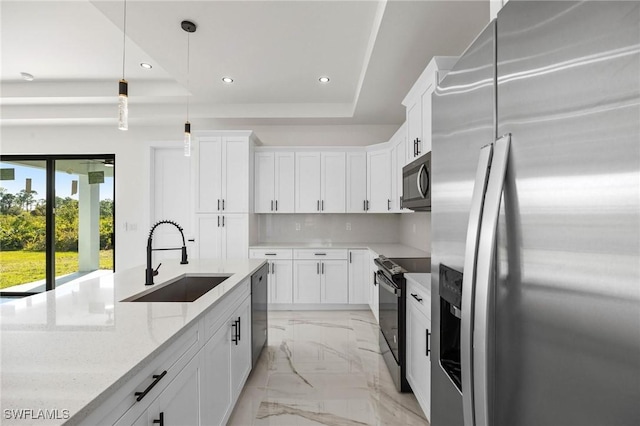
222 77 234 84
319 76 330 83
140 63 153 70
20 72 34 81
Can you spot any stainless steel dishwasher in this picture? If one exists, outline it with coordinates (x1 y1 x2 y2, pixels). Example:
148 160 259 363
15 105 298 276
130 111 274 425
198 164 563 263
251 263 268 367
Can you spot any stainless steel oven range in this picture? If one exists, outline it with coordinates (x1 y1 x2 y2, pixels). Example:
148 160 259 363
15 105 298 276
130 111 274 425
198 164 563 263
374 255 430 392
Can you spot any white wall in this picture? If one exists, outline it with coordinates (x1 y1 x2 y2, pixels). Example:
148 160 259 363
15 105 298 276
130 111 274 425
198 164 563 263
257 213 402 244
1 123 399 270
399 212 431 253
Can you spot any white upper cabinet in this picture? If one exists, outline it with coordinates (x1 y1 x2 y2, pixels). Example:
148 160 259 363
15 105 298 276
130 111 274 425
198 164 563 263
320 152 346 213
390 123 407 212
196 133 251 214
366 149 391 213
346 152 367 213
403 56 458 162
295 152 345 213
255 152 294 213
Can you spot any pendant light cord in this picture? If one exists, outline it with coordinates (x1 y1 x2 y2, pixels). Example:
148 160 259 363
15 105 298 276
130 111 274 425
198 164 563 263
122 0 127 79
187 31 190 120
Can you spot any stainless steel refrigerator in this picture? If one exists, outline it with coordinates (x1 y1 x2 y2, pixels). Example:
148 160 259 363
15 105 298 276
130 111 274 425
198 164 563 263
431 1 640 425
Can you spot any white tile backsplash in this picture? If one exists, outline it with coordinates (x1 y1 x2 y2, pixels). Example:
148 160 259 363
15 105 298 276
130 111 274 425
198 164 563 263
257 214 402 244
399 212 431 253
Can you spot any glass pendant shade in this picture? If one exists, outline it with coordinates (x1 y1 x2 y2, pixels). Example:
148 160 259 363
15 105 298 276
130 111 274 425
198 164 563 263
184 121 191 157
118 79 128 131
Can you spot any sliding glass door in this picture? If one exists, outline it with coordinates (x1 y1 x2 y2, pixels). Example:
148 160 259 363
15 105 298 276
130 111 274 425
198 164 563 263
0 155 115 298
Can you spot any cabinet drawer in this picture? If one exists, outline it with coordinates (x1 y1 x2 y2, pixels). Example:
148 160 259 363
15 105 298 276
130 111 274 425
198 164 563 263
87 323 200 425
294 249 348 260
406 280 430 318
249 248 293 259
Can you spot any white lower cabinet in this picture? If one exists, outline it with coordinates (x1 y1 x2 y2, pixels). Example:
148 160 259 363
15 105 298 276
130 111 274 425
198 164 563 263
348 249 369 304
369 251 379 323
320 260 348 304
90 280 253 426
405 280 431 421
293 250 348 304
293 260 321 303
269 260 294 304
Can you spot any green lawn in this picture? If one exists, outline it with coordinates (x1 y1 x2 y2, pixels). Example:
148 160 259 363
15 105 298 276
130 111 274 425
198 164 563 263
0 250 113 289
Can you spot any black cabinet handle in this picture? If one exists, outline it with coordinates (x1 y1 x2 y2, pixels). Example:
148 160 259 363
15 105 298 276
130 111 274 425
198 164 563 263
275 200 278 211
217 216 220 227
373 272 378 286
317 200 320 211
363 200 366 211
265 253 277 256
314 253 326 256
135 370 167 401
321 262 324 275
153 412 164 426
411 293 423 302
426 329 431 356
218 199 221 211
349 252 352 263
231 320 239 345
271 262 275 274
237 316 241 341
322 200 324 211
188 238 195 242
222 199 225 210
222 216 225 227
271 200 274 211
416 138 421 155
388 199 391 211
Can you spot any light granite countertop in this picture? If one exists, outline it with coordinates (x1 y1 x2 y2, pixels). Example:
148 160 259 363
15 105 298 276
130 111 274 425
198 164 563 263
0 258 266 426
250 242 429 258
405 273 431 293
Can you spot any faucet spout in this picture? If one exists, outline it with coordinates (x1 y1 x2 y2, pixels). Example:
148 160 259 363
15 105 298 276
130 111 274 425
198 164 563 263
145 220 189 285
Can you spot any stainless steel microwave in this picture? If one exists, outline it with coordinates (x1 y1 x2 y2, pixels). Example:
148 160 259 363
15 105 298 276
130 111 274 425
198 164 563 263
402 153 431 211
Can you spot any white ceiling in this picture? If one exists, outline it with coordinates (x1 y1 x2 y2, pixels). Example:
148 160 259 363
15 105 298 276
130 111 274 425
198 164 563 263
1 0 489 128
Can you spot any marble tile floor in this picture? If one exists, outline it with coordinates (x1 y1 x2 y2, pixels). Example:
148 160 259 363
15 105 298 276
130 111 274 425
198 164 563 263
228 310 429 426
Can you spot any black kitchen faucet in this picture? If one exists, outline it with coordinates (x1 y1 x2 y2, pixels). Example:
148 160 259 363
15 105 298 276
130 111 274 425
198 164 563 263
145 220 188 285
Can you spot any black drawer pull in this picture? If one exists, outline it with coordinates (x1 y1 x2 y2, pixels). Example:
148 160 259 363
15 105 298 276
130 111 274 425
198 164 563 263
265 253 277 256
411 293 423 302
314 253 326 256
153 412 164 426
135 370 167 401
426 329 431 356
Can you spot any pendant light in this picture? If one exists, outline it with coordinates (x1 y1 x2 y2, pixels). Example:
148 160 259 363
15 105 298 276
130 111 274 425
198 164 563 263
182 20 196 157
118 0 128 131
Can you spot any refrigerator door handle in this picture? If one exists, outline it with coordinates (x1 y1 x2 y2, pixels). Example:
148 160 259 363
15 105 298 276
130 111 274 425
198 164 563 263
461 142 494 426
473 134 511 426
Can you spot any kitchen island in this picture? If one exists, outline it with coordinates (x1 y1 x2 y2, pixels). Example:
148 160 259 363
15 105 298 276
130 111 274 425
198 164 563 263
0 259 266 426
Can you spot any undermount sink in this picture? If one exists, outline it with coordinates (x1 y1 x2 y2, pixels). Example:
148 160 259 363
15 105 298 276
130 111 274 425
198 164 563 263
123 275 231 303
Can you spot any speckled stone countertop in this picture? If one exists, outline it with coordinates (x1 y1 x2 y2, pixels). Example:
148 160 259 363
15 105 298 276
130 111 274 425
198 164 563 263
0 259 266 426
250 242 429 258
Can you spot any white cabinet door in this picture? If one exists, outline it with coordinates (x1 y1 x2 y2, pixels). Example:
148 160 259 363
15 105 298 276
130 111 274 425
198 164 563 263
196 215 223 259
150 352 202 426
369 253 379 323
222 214 248 259
348 250 369 304
293 260 321 303
274 152 295 213
295 152 321 213
320 152 346 213
320 260 348 304
255 152 275 213
406 101 422 162
230 296 252 400
197 137 223 212
406 305 432 421
420 83 435 155
270 260 293 304
223 137 249 213
346 152 367 213
201 315 232 425
367 150 391 213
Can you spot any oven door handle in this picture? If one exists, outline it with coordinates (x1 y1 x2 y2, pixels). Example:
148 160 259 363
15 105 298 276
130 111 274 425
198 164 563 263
377 273 400 297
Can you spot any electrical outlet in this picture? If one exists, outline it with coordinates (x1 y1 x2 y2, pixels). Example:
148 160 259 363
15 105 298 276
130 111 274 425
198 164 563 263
412 223 417 233
346 222 351 231
295 223 301 231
